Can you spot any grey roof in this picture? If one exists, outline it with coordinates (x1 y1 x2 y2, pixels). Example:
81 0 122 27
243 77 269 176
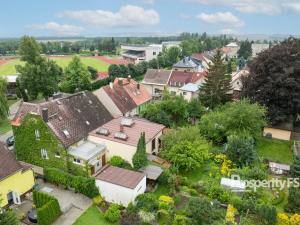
69 141 106 161
139 165 163 180
173 56 201 68
269 162 290 171
179 83 200 92
142 69 171 85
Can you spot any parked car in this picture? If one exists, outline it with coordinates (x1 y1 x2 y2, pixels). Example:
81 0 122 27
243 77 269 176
6 136 14 146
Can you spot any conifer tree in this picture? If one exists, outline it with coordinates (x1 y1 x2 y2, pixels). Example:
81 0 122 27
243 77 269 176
200 49 232 109
291 155 300 178
132 132 148 170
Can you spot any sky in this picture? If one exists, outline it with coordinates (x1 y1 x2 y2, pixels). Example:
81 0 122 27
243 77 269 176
1 0 300 37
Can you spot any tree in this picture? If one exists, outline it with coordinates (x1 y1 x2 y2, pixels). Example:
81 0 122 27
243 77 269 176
187 98 206 124
238 40 252 59
0 197 18 225
242 38 300 124
18 36 41 63
0 78 8 120
141 103 172 127
286 187 300 213
200 49 232 109
59 56 91 93
87 66 98 80
226 134 256 167
291 156 300 178
108 64 121 78
199 100 266 143
161 139 209 171
132 132 148 170
165 46 182 65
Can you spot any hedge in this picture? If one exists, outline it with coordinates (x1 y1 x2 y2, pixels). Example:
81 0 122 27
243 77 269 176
33 191 61 225
44 167 99 198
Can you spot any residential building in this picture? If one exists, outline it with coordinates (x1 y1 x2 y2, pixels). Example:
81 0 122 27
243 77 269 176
191 53 212 70
230 69 249 99
173 56 205 72
161 41 181 50
142 69 172 98
11 91 113 175
94 165 146 206
0 142 35 207
142 69 206 101
121 44 162 64
89 117 165 165
168 70 206 100
94 77 152 117
222 42 239 59
5 74 18 96
251 43 270 57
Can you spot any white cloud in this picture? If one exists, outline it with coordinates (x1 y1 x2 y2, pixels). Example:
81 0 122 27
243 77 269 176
59 5 160 28
29 22 84 36
188 0 300 15
220 28 237 34
140 0 155 4
197 12 244 27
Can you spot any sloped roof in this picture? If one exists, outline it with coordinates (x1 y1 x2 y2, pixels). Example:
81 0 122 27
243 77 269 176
12 92 113 147
0 142 31 180
168 71 207 87
102 78 151 114
173 56 201 68
143 69 171 85
191 53 206 62
90 117 165 147
179 83 200 92
94 165 145 189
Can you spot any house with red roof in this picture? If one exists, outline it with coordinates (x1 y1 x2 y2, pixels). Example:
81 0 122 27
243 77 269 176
89 117 165 165
94 77 152 118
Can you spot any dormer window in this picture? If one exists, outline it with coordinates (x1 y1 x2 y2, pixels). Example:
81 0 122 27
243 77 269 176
35 129 40 140
86 121 90 125
41 149 48 160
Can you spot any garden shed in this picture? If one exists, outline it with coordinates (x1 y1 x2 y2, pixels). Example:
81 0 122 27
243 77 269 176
94 165 146 206
221 177 246 192
269 162 290 175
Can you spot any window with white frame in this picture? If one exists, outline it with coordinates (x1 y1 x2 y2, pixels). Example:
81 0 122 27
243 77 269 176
73 158 81 164
41 149 48 159
35 129 40 140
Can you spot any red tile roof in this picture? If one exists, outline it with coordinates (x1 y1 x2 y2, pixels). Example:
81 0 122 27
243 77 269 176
94 165 145 189
0 142 32 180
102 78 151 114
191 53 206 61
168 71 207 87
90 117 165 147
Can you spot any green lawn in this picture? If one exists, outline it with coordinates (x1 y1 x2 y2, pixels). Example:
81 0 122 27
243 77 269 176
73 205 119 225
257 137 293 165
0 56 109 76
7 99 19 106
0 119 12 135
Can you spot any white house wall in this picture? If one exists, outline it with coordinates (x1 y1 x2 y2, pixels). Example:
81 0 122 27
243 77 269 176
95 176 146 206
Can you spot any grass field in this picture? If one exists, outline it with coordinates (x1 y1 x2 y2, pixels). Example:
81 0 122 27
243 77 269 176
0 119 11 135
0 56 110 76
73 205 118 225
257 137 293 164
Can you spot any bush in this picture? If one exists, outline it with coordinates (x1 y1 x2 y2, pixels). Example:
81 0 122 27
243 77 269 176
93 195 104 206
172 214 189 225
44 167 99 198
234 166 268 181
255 203 277 225
135 193 159 212
157 209 170 224
104 204 121 223
285 187 300 213
33 191 61 225
120 211 141 225
108 156 133 170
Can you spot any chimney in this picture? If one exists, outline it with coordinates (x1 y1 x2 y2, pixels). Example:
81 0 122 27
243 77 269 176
109 82 113 89
137 83 140 90
120 125 124 132
42 108 48 122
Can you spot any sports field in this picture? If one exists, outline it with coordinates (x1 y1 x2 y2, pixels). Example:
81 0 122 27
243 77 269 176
0 56 111 76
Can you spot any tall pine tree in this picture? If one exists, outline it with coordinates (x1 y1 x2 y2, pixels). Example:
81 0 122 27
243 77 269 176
200 49 232 109
292 155 300 178
132 132 148 170
0 78 8 120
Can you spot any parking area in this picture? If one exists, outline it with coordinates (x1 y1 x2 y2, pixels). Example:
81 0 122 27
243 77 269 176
12 179 92 225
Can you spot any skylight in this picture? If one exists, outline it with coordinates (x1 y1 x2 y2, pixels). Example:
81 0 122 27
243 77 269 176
121 118 134 127
96 127 110 136
63 129 70 138
114 132 128 140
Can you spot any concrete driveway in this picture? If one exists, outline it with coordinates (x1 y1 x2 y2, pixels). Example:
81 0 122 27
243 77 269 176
38 180 92 225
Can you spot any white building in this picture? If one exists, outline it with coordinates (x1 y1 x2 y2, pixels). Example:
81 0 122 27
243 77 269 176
94 165 146 206
252 43 270 58
221 177 246 192
121 44 163 64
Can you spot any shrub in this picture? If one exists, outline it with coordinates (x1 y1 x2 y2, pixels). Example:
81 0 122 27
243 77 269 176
172 214 189 225
225 204 237 224
285 187 300 213
104 204 121 223
93 195 103 206
135 193 159 212
120 211 141 225
108 156 133 170
157 209 170 224
277 213 290 225
44 167 99 198
234 166 267 181
159 195 174 205
255 203 277 225
138 210 156 224
33 191 61 225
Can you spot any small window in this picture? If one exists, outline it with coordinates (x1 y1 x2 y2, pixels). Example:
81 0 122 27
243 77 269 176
73 158 81 164
41 149 48 160
152 138 156 151
153 52 156 56
55 152 61 158
182 92 187 95
170 91 176 96
35 129 40 140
